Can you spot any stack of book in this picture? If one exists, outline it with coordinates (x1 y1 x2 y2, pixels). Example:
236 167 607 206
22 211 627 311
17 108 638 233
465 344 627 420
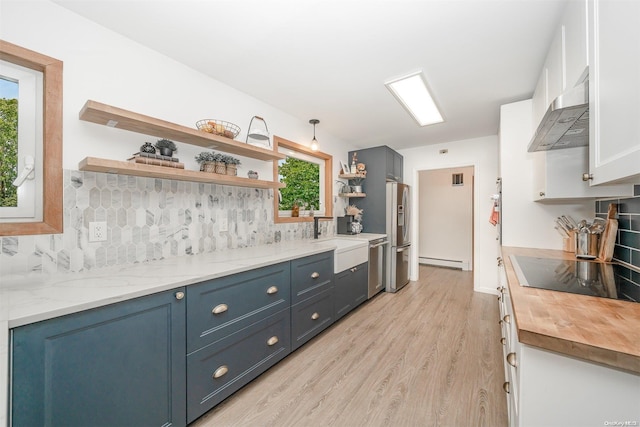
127 152 185 169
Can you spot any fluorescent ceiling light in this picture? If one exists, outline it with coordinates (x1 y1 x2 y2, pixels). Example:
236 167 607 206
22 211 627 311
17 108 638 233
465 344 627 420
385 72 444 126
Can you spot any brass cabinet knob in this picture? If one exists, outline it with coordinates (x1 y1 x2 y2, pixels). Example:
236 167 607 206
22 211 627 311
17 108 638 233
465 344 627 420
503 314 511 324
212 303 228 315
311 272 320 279
213 365 228 379
175 291 185 300
500 337 506 345
503 382 510 393
266 286 278 295
582 173 593 181
267 336 279 346
311 312 320 320
507 352 517 367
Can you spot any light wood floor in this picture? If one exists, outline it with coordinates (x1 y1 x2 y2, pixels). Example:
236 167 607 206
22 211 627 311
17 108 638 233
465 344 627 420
191 265 508 427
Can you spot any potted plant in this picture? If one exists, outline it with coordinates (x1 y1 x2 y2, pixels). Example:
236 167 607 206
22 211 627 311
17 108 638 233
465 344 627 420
155 139 177 157
224 156 241 176
195 151 216 172
247 170 259 179
213 153 226 174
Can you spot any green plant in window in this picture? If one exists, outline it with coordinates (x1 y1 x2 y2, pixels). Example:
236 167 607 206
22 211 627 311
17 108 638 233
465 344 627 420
0 97 18 207
278 157 319 210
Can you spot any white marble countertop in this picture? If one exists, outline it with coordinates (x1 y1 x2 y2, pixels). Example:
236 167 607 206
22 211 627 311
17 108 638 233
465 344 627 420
0 240 343 329
331 233 387 242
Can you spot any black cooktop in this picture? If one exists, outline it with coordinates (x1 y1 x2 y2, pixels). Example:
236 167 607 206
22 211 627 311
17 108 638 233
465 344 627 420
510 255 639 303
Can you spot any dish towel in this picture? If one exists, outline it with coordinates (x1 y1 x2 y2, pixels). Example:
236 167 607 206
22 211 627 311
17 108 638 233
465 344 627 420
489 202 499 226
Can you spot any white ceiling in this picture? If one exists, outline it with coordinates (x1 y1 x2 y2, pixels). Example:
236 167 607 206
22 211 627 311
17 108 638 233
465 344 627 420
53 0 567 150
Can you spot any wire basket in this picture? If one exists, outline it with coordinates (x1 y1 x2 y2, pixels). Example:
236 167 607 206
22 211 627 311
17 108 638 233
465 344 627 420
196 119 241 139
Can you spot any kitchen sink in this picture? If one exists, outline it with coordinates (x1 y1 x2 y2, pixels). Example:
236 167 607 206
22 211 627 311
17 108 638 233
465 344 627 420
313 238 368 273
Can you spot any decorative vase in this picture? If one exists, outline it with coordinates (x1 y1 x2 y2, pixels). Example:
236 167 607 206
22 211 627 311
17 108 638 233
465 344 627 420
248 171 259 179
158 147 174 157
214 161 226 174
140 142 156 154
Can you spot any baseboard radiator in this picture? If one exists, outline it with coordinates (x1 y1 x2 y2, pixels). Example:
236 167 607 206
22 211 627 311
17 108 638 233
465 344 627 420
419 257 470 271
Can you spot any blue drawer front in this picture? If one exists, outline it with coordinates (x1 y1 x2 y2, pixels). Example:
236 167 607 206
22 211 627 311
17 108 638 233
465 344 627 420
291 251 333 304
187 262 290 353
291 287 334 350
186 309 291 422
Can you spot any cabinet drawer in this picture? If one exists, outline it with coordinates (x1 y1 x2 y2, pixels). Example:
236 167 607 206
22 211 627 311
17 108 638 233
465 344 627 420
187 262 290 353
186 309 290 423
291 251 333 304
291 287 334 350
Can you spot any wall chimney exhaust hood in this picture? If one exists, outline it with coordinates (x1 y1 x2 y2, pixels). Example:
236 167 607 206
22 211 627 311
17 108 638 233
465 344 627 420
527 79 589 152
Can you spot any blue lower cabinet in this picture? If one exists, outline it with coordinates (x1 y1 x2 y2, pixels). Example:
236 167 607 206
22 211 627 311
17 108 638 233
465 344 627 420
11 288 187 427
186 309 291 423
291 286 335 350
334 262 368 320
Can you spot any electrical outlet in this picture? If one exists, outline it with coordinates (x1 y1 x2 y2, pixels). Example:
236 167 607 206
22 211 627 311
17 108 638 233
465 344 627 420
89 221 108 242
219 217 228 232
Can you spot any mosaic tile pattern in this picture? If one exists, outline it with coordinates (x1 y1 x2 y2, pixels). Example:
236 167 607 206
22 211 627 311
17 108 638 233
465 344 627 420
0 170 333 276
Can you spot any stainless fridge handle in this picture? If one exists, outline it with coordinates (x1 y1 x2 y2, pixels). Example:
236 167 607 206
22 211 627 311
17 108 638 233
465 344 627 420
370 241 388 249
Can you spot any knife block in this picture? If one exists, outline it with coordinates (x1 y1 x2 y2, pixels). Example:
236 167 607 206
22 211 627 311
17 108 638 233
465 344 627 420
562 230 576 253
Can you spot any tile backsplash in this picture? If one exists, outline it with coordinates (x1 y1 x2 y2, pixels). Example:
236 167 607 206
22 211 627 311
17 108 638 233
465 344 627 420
0 170 332 277
596 185 640 299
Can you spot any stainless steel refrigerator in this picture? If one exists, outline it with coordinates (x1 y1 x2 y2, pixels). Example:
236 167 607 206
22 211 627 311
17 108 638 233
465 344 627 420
385 182 411 292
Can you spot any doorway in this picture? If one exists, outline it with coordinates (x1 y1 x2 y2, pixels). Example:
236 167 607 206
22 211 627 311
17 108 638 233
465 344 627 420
417 166 474 271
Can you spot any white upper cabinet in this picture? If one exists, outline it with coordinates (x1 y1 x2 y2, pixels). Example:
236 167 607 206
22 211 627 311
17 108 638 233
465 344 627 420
588 0 640 185
563 0 589 89
532 147 631 202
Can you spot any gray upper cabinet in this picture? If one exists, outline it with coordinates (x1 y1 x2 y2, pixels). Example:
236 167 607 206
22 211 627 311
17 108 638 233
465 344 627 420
348 145 403 233
11 288 187 427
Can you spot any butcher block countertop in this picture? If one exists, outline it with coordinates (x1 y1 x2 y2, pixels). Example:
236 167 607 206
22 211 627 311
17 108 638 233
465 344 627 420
502 246 640 374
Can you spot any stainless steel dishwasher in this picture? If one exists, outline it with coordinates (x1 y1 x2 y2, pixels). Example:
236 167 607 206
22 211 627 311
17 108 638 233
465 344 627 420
368 237 388 298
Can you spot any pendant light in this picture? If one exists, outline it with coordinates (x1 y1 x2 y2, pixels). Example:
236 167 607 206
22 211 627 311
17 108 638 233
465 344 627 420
309 119 319 151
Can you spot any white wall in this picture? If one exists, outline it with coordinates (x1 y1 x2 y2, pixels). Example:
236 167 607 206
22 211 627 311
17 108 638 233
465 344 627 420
499 100 593 249
0 0 354 215
418 166 473 270
399 135 499 294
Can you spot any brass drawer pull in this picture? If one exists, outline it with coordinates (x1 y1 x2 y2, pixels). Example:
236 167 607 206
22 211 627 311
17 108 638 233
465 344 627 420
311 312 320 320
503 382 510 393
507 352 517 367
500 337 506 345
175 291 185 300
212 303 228 315
213 365 228 379
266 285 278 295
503 314 511 324
311 272 320 279
267 336 279 346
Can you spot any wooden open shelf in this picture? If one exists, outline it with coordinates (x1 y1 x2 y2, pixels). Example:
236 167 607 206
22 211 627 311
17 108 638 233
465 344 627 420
338 173 366 179
79 100 285 161
79 157 285 190
338 193 366 198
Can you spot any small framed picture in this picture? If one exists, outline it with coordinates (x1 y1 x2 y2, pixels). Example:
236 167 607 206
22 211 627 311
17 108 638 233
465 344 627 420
340 160 351 175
